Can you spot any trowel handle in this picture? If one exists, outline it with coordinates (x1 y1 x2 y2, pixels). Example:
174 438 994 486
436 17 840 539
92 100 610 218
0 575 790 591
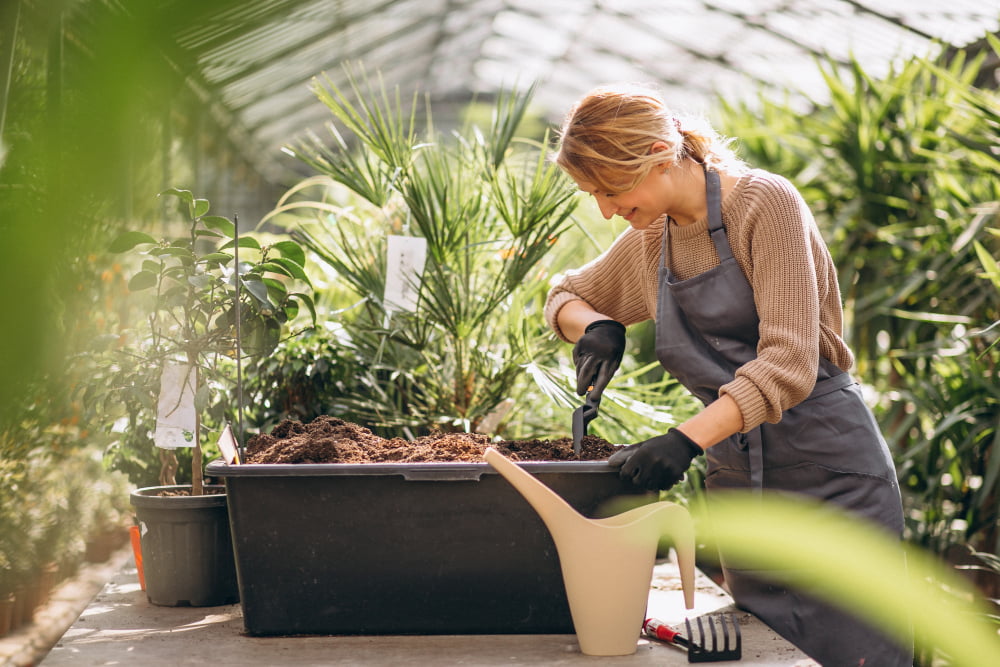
643 617 692 648
581 389 601 425
572 386 603 456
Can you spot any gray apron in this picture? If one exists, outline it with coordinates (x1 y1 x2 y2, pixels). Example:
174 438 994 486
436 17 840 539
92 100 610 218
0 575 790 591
654 169 912 666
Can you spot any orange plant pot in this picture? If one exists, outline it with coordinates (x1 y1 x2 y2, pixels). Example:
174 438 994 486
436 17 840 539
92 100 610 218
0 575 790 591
129 525 146 590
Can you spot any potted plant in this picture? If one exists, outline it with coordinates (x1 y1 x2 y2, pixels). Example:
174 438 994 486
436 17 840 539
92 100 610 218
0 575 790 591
105 188 314 606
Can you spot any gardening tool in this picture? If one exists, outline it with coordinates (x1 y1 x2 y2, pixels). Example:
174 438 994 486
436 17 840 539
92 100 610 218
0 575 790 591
571 387 601 456
643 613 742 663
483 447 695 656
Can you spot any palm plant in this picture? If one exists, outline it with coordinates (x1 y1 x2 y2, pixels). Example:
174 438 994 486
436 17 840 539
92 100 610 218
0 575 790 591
884 226 1000 588
719 44 1000 632
809 51 1000 564
725 48 1000 386
259 72 578 437
261 70 705 443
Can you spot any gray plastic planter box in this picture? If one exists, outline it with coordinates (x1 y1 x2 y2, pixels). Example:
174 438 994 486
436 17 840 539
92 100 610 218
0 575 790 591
206 459 648 636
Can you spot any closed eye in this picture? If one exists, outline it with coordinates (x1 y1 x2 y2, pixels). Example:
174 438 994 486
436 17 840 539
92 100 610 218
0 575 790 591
580 187 618 199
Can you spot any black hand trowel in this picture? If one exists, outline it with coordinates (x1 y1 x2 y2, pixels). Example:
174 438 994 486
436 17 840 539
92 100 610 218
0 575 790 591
572 386 602 456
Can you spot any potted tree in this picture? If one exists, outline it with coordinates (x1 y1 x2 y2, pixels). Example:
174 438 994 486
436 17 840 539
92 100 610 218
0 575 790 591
106 188 314 606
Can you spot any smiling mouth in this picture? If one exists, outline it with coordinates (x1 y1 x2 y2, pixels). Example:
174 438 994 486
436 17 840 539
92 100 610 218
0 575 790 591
622 208 638 221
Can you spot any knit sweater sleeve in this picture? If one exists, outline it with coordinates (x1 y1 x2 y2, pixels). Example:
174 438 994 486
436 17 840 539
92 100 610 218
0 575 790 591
544 225 660 341
719 175 823 431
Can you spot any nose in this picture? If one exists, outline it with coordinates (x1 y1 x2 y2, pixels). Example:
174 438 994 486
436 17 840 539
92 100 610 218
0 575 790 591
596 197 616 220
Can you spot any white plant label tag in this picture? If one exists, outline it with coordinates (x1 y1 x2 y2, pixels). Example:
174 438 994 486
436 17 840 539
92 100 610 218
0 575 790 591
384 235 427 313
217 423 241 464
154 362 197 449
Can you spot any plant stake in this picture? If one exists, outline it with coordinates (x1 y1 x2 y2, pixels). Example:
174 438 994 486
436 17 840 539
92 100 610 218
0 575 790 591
234 213 245 463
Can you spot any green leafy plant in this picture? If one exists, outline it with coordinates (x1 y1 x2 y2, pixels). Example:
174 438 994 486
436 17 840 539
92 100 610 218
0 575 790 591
809 52 999 567
85 189 314 492
717 45 1000 662
0 458 32 598
723 47 1000 385
240 326 364 435
881 221 1000 586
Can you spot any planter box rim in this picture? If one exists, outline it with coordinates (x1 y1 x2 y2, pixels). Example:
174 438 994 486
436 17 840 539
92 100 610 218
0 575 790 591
206 458 614 480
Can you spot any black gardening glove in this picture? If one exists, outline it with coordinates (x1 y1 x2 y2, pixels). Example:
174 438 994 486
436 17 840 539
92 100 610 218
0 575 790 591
572 319 626 401
607 428 703 491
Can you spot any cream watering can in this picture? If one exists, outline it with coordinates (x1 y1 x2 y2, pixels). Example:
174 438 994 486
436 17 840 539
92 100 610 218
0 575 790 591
484 447 696 656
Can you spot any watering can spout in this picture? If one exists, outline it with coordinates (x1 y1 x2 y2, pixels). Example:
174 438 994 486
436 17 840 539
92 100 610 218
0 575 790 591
598 501 697 610
483 447 696 656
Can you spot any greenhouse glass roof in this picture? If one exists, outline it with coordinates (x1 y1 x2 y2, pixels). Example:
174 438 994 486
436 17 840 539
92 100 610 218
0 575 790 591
161 0 1000 184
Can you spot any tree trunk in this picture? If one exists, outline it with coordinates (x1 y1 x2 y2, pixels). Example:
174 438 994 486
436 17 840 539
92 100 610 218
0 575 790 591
192 364 203 495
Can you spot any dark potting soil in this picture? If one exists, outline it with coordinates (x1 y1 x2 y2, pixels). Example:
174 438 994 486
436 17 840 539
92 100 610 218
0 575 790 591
245 415 617 464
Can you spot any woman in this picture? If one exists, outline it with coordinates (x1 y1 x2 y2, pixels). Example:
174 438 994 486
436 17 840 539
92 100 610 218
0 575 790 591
546 83 912 666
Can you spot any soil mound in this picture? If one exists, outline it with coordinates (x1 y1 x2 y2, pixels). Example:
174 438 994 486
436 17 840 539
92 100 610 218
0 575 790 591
245 415 617 464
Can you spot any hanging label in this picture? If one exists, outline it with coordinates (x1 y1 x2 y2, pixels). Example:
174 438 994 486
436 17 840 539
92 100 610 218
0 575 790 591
217 423 241 464
154 362 197 449
384 235 427 313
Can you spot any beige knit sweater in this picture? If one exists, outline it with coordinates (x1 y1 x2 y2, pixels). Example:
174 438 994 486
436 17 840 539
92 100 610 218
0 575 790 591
544 169 853 432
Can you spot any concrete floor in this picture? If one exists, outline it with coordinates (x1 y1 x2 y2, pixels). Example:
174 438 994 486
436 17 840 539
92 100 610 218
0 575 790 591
38 553 819 666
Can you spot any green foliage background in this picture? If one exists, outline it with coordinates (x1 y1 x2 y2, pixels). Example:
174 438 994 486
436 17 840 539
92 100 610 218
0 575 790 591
717 45 1000 564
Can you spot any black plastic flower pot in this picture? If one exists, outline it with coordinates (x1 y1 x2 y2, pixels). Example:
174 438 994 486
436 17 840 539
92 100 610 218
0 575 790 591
205 459 650 636
130 485 239 607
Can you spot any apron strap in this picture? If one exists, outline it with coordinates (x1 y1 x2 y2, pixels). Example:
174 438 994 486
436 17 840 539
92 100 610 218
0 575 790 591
705 170 733 262
659 168 729 270
745 428 765 496
659 211 669 270
807 369 854 400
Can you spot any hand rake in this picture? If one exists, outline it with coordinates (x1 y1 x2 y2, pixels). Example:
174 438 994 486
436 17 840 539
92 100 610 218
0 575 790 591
643 612 742 663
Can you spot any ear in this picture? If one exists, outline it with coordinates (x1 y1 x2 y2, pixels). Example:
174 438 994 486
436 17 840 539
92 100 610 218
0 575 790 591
650 140 673 171
650 140 671 156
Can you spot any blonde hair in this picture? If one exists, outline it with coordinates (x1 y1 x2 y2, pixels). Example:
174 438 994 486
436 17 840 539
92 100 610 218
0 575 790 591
555 83 746 193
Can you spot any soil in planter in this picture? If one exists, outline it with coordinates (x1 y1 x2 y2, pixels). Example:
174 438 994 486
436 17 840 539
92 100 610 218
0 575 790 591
245 415 619 464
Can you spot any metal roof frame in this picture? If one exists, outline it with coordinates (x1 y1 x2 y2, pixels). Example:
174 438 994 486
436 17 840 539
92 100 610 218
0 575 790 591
54 1 1000 188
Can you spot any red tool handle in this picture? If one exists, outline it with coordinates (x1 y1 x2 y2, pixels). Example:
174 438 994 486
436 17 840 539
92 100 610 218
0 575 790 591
643 617 692 648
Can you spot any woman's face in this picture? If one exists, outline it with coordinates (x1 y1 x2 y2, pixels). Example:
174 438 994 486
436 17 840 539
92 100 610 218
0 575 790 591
572 141 681 230
574 173 665 230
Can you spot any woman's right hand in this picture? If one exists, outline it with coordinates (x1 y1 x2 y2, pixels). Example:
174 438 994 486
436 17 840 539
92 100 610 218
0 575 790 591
572 319 626 400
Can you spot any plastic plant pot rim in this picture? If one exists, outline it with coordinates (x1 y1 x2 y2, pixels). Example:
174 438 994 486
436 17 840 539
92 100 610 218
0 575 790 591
130 485 228 509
